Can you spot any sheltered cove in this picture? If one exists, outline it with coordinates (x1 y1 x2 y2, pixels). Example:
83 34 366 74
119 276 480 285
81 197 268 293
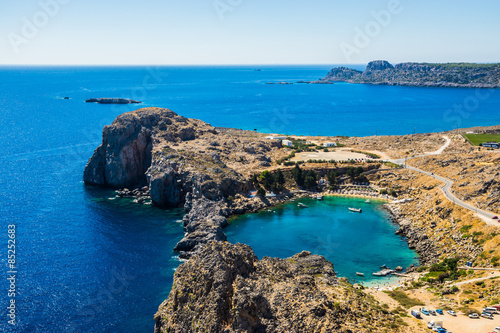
84 107 498 332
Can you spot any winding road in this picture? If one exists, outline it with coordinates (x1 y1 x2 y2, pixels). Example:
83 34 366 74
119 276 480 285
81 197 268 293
389 136 498 225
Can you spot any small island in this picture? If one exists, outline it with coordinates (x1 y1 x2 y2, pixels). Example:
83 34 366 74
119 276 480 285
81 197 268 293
321 60 500 88
85 98 142 104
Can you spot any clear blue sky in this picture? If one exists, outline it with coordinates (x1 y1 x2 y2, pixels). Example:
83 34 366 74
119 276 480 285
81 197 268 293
1 0 499 65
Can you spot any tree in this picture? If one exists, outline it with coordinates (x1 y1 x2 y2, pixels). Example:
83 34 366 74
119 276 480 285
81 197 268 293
275 169 285 187
257 187 266 198
292 164 304 186
327 170 338 184
304 170 317 189
251 174 259 187
260 170 275 189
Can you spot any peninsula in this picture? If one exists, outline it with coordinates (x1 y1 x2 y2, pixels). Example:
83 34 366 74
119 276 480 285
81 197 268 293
322 60 500 88
84 108 500 333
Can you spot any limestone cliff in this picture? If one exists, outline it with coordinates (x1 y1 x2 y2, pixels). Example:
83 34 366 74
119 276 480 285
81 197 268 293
154 242 407 333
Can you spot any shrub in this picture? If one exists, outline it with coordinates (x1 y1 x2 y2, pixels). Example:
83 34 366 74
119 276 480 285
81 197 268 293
383 290 424 308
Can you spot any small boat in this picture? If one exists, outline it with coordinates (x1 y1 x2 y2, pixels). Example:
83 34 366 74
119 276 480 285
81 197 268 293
380 264 388 269
290 199 296 202
365 199 370 203
317 195 323 201
348 208 362 213
298 203 308 208
356 272 364 276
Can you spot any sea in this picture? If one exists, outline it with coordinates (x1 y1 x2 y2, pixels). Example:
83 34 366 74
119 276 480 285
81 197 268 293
1 65 499 332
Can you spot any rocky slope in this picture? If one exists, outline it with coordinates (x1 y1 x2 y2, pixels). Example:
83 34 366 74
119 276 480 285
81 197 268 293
323 60 500 88
155 242 408 333
83 107 287 257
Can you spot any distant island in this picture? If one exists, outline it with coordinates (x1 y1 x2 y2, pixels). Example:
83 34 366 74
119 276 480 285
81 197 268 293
85 98 141 104
321 60 500 88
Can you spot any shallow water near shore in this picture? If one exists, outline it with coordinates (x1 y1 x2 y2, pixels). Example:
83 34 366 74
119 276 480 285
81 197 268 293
226 196 419 287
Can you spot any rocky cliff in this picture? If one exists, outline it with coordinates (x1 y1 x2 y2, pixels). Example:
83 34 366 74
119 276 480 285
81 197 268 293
84 107 283 207
323 60 500 88
155 242 407 333
84 107 286 257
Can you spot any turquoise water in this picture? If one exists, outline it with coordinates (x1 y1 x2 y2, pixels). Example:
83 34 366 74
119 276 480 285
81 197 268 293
225 197 419 286
0 65 498 332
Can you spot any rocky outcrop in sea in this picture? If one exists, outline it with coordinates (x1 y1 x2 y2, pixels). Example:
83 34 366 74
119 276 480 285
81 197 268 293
85 98 141 104
322 60 500 88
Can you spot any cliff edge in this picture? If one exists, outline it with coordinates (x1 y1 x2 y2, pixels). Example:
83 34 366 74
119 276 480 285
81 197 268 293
154 242 406 333
84 107 284 257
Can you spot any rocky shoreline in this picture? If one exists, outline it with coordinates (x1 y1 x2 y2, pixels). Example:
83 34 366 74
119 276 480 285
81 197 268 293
322 60 500 88
154 242 407 333
383 203 437 267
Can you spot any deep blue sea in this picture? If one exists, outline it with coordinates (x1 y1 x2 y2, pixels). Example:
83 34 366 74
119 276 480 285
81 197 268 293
1 66 499 332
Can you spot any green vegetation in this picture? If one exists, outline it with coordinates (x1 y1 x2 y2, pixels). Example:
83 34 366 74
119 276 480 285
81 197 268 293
383 290 424 308
345 166 368 183
351 150 381 159
304 170 317 189
257 187 266 198
423 258 464 283
463 133 500 146
383 161 402 168
428 62 500 70
459 225 473 233
255 169 286 193
292 164 304 186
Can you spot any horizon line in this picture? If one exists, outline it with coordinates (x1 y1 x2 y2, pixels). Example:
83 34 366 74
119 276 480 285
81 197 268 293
1 61 499 67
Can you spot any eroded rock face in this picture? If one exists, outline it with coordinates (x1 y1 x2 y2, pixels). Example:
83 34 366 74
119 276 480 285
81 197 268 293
155 242 403 333
83 109 167 187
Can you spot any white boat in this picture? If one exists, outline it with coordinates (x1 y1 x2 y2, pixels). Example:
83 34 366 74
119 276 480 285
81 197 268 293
317 195 323 201
356 272 364 276
348 208 362 213
365 199 370 203
298 203 308 208
372 269 395 276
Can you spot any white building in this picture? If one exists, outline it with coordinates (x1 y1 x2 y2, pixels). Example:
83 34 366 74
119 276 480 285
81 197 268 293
323 142 336 147
483 142 499 149
266 135 286 140
282 139 293 147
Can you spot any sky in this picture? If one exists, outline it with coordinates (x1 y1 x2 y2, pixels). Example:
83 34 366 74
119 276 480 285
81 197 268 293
1 0 499 65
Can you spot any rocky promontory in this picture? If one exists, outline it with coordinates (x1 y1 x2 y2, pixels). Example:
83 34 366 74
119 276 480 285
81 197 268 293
85 98 141 104
322 60 500 88
154 242 406 333
84 107 285 257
